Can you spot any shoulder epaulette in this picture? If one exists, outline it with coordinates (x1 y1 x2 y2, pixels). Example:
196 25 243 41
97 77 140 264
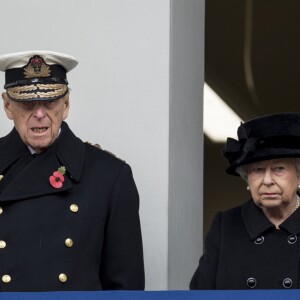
85 141 102 149
85 141 124 162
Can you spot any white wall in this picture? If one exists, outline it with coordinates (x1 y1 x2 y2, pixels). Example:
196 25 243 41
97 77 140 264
0 0 204 290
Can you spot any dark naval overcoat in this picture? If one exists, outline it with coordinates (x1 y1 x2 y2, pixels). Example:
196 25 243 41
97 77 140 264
190 199 300 289
0 121 145 291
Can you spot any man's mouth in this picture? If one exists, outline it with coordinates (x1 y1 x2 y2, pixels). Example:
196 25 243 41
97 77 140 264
31 127 48 133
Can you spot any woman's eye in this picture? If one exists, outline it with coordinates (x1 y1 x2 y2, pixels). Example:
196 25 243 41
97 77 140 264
250 167 263 173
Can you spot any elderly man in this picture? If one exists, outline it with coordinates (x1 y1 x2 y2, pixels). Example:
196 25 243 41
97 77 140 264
0 51 145 291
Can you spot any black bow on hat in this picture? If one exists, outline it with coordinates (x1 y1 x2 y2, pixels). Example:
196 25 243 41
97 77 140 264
223 112 300 176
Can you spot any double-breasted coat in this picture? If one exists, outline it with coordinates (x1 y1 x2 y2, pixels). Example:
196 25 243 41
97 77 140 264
190 199 300 289
0 122 145 291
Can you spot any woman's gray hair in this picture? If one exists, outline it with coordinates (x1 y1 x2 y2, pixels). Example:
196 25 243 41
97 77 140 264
235 165 248 182
235 158 300 182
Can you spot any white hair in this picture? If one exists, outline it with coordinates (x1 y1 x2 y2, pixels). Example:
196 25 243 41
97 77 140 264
235 158 300 182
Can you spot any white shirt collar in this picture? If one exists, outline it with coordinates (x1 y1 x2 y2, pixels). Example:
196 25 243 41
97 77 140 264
27 128 61 154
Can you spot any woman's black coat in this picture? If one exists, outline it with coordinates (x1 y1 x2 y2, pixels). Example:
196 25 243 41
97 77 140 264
190 199 300 289
0 122 144 291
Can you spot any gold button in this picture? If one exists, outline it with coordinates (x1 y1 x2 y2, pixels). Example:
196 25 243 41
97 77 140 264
0 241 6 249
65 238 73 248
0 207 3 215
70 204 78 213
0 175 3 181
58 273 67 283
2 275 11 283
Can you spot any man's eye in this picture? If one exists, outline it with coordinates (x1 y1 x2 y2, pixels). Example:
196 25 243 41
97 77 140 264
46 100 56 105
44 100 54 105
20 102 35 109
43 100 57 108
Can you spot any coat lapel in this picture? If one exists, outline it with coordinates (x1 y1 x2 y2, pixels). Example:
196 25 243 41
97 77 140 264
242 200 275 240
279 207 300 235
55 122 85 183
0 122 85 202
0 128 26 175
242 198 300 238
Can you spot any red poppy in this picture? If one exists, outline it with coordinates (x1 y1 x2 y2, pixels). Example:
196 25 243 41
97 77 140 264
49 171 65 188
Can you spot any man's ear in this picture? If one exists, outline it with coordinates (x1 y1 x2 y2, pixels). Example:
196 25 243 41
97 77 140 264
62 93 70 120
2 92 14 120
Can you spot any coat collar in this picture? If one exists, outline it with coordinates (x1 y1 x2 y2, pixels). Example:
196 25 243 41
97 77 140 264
0 122 84 182
279 207 300 236
0 127 27 174
55 121 85 183
242 199 300 239
0 122 85 202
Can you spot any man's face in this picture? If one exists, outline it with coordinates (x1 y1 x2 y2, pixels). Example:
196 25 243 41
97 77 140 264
2 92 69 153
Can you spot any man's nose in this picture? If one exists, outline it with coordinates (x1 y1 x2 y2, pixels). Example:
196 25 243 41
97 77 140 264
33 103 46 118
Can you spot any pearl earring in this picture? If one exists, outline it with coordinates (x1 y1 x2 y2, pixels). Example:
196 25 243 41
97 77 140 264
246 186 250 191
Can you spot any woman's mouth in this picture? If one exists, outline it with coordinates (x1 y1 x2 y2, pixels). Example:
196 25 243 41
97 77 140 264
262 193 278 198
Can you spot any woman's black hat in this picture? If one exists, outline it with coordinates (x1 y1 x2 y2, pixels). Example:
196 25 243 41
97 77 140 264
223 112 300 176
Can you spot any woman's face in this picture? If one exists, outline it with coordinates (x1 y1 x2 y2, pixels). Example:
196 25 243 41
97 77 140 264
246 158 300 210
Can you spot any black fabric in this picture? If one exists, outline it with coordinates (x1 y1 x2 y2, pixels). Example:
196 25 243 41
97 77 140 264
190 200 300 289
4 65 67 88
0 122 145 291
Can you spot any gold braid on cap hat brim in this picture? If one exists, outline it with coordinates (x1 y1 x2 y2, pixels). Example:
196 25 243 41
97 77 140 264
7 84 68 101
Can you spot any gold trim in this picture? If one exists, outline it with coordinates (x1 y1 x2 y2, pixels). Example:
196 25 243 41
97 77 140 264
37 84 66 90
7 89 36 100
37 85 67 99
8 85 37 92
7 84 67 100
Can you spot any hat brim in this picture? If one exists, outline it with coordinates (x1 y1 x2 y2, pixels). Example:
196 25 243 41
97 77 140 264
6 83 69 102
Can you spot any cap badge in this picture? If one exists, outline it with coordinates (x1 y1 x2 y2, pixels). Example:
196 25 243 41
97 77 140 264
23 55 51 78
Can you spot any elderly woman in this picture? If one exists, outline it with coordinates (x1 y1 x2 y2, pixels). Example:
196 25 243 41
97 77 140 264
190 112 300 289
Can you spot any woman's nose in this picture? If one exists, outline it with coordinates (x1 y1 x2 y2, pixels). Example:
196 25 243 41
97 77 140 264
262 169 274 185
